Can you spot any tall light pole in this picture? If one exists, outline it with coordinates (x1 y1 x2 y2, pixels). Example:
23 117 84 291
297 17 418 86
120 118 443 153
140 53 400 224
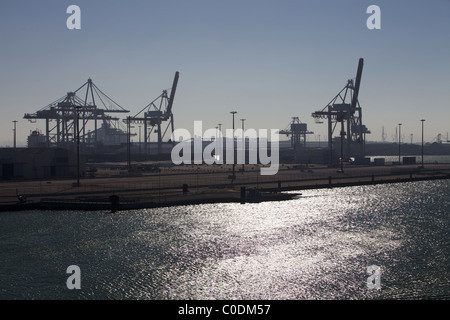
421 119 425 168
240 118 246 172
215 126 219 160
138 125 142 154
75 106 81 187
338 118 345 173
231 112 237 132
398 123 402 164
127 116 132 171
230 111 237 179
12 120 18 149
218 123 222 162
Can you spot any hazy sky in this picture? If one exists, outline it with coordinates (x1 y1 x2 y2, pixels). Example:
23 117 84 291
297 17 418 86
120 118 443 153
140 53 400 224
1 0 449 146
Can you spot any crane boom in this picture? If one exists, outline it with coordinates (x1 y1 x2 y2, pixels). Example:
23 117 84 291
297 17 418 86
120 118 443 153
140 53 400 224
351 58 364 109
166 71 179 116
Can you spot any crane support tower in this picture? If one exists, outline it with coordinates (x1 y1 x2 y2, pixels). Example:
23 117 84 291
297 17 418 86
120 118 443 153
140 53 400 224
23 78 129 150
124 71 179 156
312 58 370 162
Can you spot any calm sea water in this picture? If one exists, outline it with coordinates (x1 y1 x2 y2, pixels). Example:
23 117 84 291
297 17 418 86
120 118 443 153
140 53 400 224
0 180 448 300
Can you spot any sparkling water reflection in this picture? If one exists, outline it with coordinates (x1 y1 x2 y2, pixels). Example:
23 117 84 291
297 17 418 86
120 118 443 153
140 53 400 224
0 180 448 299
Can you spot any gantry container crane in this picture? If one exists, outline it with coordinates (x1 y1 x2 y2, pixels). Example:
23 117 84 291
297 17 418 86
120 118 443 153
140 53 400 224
312 58 370 164
278 117 313 148
23 78 129 149
124 71 179 156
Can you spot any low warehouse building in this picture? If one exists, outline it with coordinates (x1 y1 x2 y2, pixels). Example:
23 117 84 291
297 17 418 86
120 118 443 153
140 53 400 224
0 148 84 180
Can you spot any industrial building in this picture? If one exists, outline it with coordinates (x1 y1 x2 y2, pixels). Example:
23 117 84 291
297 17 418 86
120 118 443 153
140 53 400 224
0 148 84 180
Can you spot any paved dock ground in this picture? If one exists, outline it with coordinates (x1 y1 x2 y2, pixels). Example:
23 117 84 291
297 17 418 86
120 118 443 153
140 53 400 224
1 163 449 209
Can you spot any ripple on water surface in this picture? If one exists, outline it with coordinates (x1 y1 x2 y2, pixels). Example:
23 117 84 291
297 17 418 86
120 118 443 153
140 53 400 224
0 180 448 299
